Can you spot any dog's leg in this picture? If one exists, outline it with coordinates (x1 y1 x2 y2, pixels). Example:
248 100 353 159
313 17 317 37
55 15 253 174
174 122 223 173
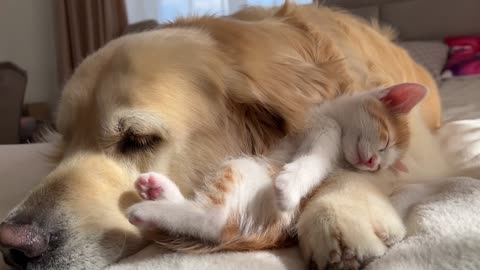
297 170 406 270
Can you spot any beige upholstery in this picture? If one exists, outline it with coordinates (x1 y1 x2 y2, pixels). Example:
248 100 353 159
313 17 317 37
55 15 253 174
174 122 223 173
440 76 480 122
0 144 53 222
326 0 480 40
398 41 449 81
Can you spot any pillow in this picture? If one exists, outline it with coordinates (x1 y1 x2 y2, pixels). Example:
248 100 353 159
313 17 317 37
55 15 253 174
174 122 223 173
398 41 449 81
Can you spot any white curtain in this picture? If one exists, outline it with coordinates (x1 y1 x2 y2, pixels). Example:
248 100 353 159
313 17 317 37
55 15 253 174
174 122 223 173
126 0 311 24
125 0 160 23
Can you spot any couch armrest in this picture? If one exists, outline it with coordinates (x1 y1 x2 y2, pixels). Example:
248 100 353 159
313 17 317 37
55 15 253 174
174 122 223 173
0 143 54 219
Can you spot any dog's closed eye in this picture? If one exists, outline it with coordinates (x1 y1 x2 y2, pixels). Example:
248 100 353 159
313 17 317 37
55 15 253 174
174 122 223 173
119 132 162 154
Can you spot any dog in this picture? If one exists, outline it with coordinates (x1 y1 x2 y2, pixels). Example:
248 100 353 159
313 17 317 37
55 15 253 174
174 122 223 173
0 3 441 270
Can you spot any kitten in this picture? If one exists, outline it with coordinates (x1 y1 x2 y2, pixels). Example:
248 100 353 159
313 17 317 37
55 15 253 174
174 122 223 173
127 83 427 251
272 83 422 211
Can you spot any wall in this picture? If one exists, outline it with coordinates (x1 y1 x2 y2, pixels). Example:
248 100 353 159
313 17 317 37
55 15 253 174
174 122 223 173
0 0 57 105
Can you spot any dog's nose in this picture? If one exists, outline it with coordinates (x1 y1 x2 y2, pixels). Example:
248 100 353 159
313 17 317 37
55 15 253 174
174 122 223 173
0 222 49 267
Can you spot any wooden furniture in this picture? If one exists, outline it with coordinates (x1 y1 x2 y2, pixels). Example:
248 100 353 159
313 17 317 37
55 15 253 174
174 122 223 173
0 62 27 144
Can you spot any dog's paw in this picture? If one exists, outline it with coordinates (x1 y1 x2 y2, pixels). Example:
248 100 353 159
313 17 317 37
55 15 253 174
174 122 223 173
298 197 406 270
135 172 184 202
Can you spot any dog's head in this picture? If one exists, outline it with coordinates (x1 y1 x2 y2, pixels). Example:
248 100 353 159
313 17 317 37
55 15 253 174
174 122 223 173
0 28 243 269
0 7 340 268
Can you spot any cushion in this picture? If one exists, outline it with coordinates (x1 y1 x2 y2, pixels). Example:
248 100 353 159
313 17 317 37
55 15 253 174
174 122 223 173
399 41 449 81
439 76 480 122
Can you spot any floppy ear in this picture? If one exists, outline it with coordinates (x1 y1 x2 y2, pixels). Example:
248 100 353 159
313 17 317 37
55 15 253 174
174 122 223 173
378 83 428 114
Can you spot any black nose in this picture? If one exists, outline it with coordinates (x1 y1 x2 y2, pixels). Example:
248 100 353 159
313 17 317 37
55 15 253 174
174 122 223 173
0 222 49 268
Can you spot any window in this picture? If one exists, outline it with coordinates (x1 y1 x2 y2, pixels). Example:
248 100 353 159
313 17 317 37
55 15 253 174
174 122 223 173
126 0 313 24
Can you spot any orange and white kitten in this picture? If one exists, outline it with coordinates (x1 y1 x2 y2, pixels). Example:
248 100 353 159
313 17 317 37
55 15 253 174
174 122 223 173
127 83 427 251
272 83 424 211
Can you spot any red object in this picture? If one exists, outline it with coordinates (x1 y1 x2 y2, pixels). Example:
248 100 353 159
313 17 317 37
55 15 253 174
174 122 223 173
443 36 480 76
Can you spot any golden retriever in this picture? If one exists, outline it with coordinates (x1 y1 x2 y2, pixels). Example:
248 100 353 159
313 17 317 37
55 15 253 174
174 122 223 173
0 3 441 270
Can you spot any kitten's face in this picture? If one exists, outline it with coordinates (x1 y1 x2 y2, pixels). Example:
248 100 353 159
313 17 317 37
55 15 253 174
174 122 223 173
341 99 408 172
338 83 427 172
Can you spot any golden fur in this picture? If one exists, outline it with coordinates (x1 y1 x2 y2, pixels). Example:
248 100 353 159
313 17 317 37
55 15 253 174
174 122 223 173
4 2 442 269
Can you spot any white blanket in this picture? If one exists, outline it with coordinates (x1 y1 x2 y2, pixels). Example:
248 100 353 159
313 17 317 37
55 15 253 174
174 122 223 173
109 120 480 270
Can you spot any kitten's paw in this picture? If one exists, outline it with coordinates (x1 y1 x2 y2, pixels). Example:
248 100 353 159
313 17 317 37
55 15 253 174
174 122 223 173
298 199 406 270
274 164 302 211
135 172 184 202
128 201 162 229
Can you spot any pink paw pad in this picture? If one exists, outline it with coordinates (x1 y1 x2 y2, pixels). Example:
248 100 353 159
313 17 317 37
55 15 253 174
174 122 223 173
134 172 184 202
135 174 164 200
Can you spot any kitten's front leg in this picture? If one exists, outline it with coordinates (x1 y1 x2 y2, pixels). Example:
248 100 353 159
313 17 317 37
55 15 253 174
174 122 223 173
275 155 328 211
297 171 406 270
275 123 340 212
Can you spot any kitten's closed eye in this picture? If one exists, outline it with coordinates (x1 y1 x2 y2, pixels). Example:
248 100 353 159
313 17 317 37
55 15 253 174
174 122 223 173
379 136 390 152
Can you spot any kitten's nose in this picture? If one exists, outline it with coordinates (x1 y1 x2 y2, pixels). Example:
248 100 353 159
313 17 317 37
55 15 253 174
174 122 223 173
363 154 377 168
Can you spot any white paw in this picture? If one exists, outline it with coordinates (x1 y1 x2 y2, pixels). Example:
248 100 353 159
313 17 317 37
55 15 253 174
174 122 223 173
274 164 302 211
127 200 164 229
298 198 406 269
135 172 184 202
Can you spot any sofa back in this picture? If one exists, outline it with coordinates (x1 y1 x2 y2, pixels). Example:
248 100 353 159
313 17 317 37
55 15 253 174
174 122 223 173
322 0 480 40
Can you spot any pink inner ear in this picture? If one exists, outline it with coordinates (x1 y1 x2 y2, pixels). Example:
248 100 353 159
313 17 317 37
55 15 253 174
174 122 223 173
380 83 428 114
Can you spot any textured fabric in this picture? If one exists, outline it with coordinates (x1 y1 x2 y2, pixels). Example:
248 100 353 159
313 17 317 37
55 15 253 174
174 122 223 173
109 246 305 270
327 0 480 40
437 120 480 171
347 6 380 20
366 177 480 270
319 0 406 9
398 41 449 81
439 76 480 122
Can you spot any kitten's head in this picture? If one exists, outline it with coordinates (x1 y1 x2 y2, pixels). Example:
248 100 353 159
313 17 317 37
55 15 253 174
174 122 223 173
340 83 428 172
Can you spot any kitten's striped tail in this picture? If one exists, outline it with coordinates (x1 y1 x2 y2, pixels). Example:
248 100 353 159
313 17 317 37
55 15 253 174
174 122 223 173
144 227 295 253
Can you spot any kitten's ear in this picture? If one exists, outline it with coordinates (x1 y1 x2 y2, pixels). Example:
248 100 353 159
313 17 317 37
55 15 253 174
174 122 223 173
378 83 428 114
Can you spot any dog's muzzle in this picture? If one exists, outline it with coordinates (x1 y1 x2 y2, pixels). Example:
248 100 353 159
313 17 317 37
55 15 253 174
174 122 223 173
0 221 50 269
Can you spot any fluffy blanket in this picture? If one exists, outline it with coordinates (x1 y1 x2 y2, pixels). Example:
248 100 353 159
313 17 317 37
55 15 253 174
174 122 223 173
109 120 480 270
